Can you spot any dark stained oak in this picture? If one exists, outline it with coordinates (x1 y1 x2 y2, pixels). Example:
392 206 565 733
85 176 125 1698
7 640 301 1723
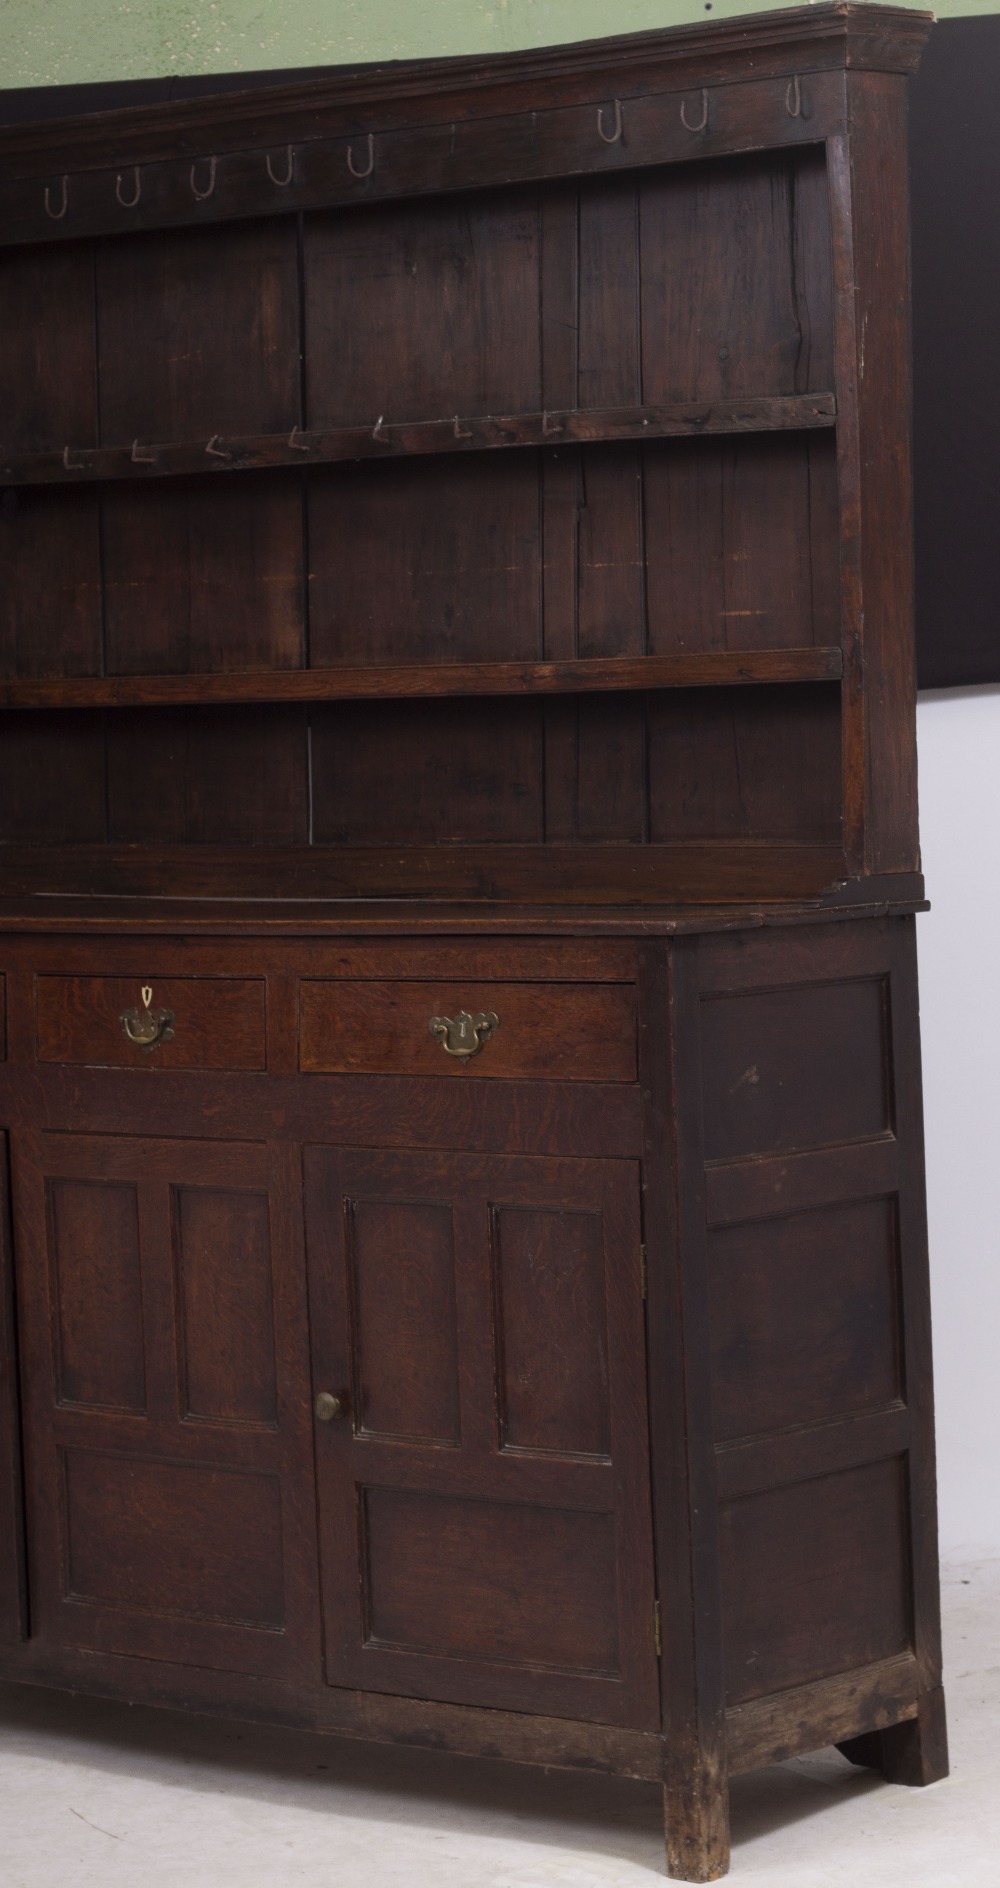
0 11 945 1884
13 1131 322 1677
837 1683 949 1786
0 842 850 905
35 974 267 1071
0 648 844 711
303 1145 659 1727
299 978 637 1082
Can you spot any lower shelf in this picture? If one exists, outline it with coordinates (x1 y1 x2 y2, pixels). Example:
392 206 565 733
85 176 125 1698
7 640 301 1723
0 648 843 711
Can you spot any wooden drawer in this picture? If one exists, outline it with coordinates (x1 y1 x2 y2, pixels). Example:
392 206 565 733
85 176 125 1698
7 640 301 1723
299 980 636 1081
35 976 267 1071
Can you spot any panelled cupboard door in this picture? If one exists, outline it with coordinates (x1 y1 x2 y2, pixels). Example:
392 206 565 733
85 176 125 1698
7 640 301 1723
304 1148 659 1729
12 1132 321 1679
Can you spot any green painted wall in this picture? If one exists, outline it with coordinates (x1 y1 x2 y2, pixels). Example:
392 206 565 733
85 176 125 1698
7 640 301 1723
0 0 992 90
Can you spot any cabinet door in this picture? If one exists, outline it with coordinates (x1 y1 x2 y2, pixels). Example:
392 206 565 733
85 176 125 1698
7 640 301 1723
304 1148 659 1728
14 1132 320 1678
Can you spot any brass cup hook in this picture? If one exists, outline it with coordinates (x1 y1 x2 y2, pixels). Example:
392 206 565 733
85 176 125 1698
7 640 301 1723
190 155 218 201
115 166 142 209
346 133 375 180
597 99 623 145
44 176 68 221
680 89 709 134
266 145 295 187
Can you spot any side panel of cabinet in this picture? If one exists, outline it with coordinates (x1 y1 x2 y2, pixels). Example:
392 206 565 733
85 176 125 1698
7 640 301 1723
12 1131 321 1679
304 1147 659 1729
0 1135 27 1641
691 917 942 1716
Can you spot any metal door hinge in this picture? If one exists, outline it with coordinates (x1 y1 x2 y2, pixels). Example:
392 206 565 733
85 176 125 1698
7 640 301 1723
640 1244 648 1301
654 1600 662 1659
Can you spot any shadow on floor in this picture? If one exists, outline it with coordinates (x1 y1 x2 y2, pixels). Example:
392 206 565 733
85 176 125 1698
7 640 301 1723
0 1678 886 1875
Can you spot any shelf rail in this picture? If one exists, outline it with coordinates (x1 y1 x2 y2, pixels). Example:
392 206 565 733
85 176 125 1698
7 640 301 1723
0 647 843 712
1 394 836 490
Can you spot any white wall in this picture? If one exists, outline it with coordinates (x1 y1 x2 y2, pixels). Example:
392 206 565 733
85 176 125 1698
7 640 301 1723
916 688 1000 1555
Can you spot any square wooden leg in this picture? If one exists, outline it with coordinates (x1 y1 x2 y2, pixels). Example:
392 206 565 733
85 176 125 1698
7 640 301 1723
664 1762 731 1882
837 1686 949 1786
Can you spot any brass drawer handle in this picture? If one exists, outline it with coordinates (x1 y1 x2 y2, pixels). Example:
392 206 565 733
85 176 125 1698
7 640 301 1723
120 983 175 1050
428 1010 499 1061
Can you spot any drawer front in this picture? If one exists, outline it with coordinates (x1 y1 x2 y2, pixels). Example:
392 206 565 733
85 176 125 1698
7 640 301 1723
299 981 636 1082
35 976 267 1071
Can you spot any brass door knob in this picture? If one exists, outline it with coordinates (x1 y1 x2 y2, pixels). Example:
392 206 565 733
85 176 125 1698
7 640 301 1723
313 1391 344 1422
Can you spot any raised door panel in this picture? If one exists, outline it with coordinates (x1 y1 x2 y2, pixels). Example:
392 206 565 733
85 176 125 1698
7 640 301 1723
48 1177 147 1413
12 1131 319 1678
304 1148 658 1728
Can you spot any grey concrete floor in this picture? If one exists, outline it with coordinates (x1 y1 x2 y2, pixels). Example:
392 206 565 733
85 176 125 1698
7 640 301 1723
0 1558 994 1886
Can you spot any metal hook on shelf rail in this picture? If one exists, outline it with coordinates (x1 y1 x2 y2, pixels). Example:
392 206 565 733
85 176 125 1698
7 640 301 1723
542 411 564 437
266 145 295 187
346 133 375 180
62 445 86 470
287 425 310 452
131 439 156 464
190 155 218 201
44 176 68 221
785 75 802 119
372 414 390 442
680 89 709 134
597 99 623 145
205 434 232 460
116 166 142 209
453 415 473 440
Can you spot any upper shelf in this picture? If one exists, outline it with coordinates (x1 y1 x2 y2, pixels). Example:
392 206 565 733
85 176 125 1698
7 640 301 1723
0 647 843 712
1 395 837 490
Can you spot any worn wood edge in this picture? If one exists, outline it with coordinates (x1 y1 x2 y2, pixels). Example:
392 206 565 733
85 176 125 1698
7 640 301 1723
0 8 934 175
0 879 927 936
0 649 844 712
725 1653 923 1773
1 398 837 490
0 1646 666 1780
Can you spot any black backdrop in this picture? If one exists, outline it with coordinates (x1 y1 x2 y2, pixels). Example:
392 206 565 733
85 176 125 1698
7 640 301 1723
1 16 996 689
910 17 1000 687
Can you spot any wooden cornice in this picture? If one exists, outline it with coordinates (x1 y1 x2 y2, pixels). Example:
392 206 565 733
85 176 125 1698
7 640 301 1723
0 5 933 179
